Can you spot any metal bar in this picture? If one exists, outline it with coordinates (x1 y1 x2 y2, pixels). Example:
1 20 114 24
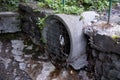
108 0 112 23
62 0 65 11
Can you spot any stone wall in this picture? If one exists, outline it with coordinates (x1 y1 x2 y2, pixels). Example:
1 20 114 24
93 50 120 80
19 3 53 45
84 21 120 80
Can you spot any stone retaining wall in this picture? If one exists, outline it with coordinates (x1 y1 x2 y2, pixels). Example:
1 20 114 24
19 3 53 45
84 21 120 80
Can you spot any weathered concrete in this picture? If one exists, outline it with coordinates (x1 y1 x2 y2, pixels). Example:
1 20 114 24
45 14 88 70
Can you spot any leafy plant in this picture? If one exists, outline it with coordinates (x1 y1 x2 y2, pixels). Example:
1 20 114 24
0 0 29 11
37 17 46 30
37 0 111 15
38 0 84 15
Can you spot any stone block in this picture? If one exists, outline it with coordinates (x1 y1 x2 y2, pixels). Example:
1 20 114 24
107 69 120 79
102 63 114 76
95 60 103 77
101 76 109 80
0 12 20 33
113 61 120 71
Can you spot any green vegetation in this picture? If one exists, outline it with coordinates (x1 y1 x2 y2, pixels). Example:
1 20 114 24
0 0 28 11
37 0 110 14
0 0 118 12
37 17 46 30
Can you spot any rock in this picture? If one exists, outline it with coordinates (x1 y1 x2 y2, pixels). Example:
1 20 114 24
108 69 119 79
11 40 24 51
24 54 32 58
25 45 33 50
61 70 68 78
99 52 105 61
19 63 26 70
102 63 114 76
109 53 119 61
12 49 23 56
117 73 120 79
5 49 9 53
31 64 37 70
0 41 3 53
14 55 24 62
0 12 20 33
83 21 120 55
101 76 108 80
81 11 99 26
0 57 11 69
95 60 102 77
15 77 20 80
79 71 92 80
92 49 98 58
113 61 120 71
36 62 55 80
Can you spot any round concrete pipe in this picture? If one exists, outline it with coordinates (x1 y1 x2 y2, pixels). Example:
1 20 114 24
44 14 87 70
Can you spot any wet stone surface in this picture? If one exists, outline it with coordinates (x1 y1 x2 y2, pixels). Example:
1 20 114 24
0 33 93 80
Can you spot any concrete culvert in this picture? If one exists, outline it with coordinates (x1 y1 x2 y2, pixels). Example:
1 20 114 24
43 14 87 70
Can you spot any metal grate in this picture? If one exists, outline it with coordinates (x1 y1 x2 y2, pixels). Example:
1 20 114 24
46 18 70 66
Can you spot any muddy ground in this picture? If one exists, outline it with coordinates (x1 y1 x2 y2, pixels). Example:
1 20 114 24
0 32 93 80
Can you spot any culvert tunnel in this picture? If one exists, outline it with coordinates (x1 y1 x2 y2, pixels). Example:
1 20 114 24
44 14 87 70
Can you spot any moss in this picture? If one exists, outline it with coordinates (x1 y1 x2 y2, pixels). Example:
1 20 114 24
111 35 120 44
111 35 120 39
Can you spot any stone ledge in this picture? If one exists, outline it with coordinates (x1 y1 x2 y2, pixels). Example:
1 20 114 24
0 12 19 17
